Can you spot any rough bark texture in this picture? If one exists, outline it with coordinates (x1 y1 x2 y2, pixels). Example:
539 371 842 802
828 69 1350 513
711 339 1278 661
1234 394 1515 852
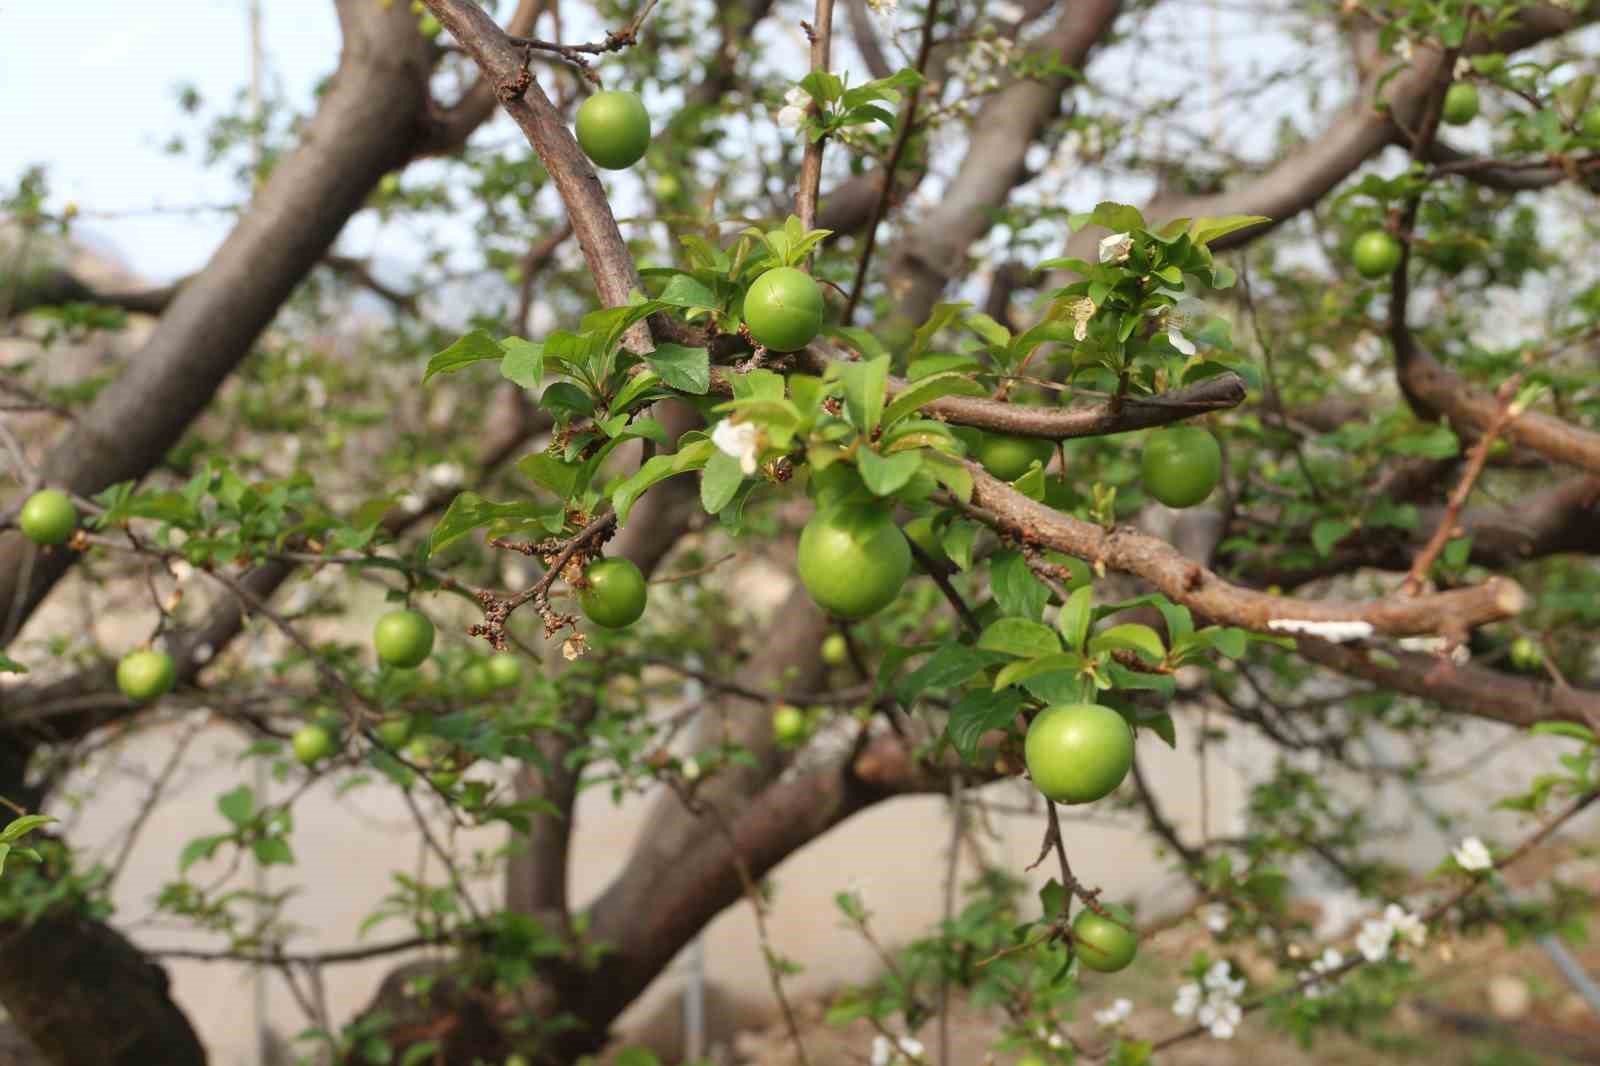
0 906 206 1066
0 0 437 646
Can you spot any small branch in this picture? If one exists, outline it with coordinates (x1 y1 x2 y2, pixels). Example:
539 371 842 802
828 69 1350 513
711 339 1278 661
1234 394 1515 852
1402 375 1521 596
842 0 941 324
795 0 837 234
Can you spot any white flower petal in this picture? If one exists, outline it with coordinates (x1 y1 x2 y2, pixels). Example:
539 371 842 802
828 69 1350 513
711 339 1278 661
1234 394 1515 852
1167 326 1197 356
1098 232 1133 264
1453 836 1493 872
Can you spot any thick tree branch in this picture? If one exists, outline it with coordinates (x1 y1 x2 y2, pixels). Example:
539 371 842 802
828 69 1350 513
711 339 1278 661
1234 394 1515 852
960 464 1524 639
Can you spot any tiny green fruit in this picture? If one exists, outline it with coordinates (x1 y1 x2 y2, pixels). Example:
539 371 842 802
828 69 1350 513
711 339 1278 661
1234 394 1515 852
487 652 523 689
18 489 77 546
1510 637 1543 671
1441 82 1479 126
429 769 460 791
462 661 496 701
772 704 807 745
1024 703 1134 805
374 609 434 668
575 90 651 170
418 13 441 38
796 504 912 620
292 724 335 766
1072 903 1138 973
374 716 414 749
117 649 176 703
975 434 1054 482
1351 229 1402 279
1141 426 1222 509
821 633 849 667
578 557 648 629
743 267 824 351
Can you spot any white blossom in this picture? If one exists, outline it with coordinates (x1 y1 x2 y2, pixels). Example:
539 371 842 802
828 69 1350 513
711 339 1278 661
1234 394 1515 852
193 643 214 664
1099 231 1133 264
1355 917 1393 963
869 1035 925 1066
991 0 1026 21
1204 960 1245 999
1093 998 1133 1028
1197 998 1241 1039
711 419 761 475
1397 37 1414 61
1172 982 1201 1018
776 86 810 131
1204 903 1229 934
1385 903 1427 949
399 492 427 514
680 756 701 782
1454 836 1493 872
1265 619 1375 642
427 461 464 488
1303 946 1345 1000
1167 327 1197 356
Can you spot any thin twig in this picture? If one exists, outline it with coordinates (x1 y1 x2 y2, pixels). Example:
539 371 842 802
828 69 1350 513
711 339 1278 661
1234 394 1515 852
795 0 836 234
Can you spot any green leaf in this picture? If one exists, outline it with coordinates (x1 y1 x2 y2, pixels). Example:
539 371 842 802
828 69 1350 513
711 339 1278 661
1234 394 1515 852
834 356 890 432
422 329 503 383
992 653 1085 692
218 785 255 827
946 689 1025 762
856 447 921 496
517 452 581 499
700 450 746 514
0 815 54 844
908 303 969 360
941 521 978 571
1188 214 1272 247
1058 585 1093 652
1531 722 1597 744
1089 623 1165 663
1202 626 1249 659
921 454 973 503
1390 426 1459 459
611 439 716 524
646 343 711 395
897 644 1010 703
1312 517 1353 557
251 835 295 866
656 274 719 310
427 492 549 556
1066 201 1146 234
179 834 227 873
881 372 986 425
964 312 1011 348
498 337 544 390
990 551 1050 621
0 653 27 675
977 618 1063 658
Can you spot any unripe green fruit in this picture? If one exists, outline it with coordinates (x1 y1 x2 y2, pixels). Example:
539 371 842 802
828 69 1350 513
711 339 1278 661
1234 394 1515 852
374 609 434 668
743 267 824 351
578 557 648 629
1510 637 1543 671
1352 229 1402 279
462 661 495 700
1441 82 1479 126
374 716 414 749
975 434 1054 482
772 704 807 745
487 652 522 689
429 770 460 790
796 505 911 620
1024 703 1134 805
18 489 77 546
575 90 651 170
1141 426 1222 509
821 633 849 667
1072 903 1138 973
418 13 441 38
117 649 176 703
292 724 335 766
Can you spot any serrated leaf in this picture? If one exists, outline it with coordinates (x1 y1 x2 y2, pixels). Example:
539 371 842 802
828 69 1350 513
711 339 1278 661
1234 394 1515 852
946 689 1025 762
856 447 921 496
656 273 719 309
941 521 977 571
517 452 580 498
179 834 227 873
427 492 549 556
499 337 544 390
700 449 746 514
422 329 503 383
908 303 969 359
646 343 711 395
1089 623 1165 663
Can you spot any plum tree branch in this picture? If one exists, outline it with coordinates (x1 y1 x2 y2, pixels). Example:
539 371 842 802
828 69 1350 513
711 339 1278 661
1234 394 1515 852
795 0 836 235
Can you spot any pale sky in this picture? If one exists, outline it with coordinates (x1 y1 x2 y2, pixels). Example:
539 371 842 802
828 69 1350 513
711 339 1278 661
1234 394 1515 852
1 2 342 281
